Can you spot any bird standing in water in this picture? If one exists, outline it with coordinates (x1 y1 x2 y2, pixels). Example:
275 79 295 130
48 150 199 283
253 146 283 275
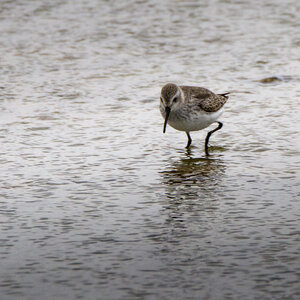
160 83 229 155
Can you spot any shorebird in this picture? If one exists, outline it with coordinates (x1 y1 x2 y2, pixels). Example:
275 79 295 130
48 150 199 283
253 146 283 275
160 83 229 155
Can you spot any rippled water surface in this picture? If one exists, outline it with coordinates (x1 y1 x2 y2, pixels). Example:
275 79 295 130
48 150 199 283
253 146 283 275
1 0 300 299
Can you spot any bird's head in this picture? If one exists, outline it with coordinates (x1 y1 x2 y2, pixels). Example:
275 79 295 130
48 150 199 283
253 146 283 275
160 83 184 133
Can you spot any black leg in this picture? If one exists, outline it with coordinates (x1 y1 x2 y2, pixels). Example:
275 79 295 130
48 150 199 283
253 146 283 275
205 122 223 156
186 132 192 148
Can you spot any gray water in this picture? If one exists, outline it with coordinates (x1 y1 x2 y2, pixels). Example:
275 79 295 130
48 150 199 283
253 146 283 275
1 0 300 299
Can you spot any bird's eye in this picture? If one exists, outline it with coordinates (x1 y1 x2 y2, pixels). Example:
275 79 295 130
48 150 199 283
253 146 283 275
173 97 178 103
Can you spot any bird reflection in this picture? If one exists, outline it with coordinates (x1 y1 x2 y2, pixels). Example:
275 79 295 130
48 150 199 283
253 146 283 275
160 148 227 227
161 148 226 191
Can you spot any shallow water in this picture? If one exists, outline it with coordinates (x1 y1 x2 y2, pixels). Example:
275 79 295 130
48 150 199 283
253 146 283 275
0 0 300 299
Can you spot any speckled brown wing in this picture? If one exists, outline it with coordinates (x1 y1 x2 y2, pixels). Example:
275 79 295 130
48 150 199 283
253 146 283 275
180 86 229 112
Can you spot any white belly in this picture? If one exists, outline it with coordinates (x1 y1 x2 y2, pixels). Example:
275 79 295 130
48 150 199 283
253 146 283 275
168 108 223 132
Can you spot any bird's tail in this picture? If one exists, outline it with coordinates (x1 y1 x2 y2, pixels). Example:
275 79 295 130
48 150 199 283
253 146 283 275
218 92 230 99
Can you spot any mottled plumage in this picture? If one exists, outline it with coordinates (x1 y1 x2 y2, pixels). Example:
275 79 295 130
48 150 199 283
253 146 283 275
180 86 229 112
159 83 229 155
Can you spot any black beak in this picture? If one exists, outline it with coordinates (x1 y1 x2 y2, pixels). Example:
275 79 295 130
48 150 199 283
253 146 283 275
163 107 171 133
